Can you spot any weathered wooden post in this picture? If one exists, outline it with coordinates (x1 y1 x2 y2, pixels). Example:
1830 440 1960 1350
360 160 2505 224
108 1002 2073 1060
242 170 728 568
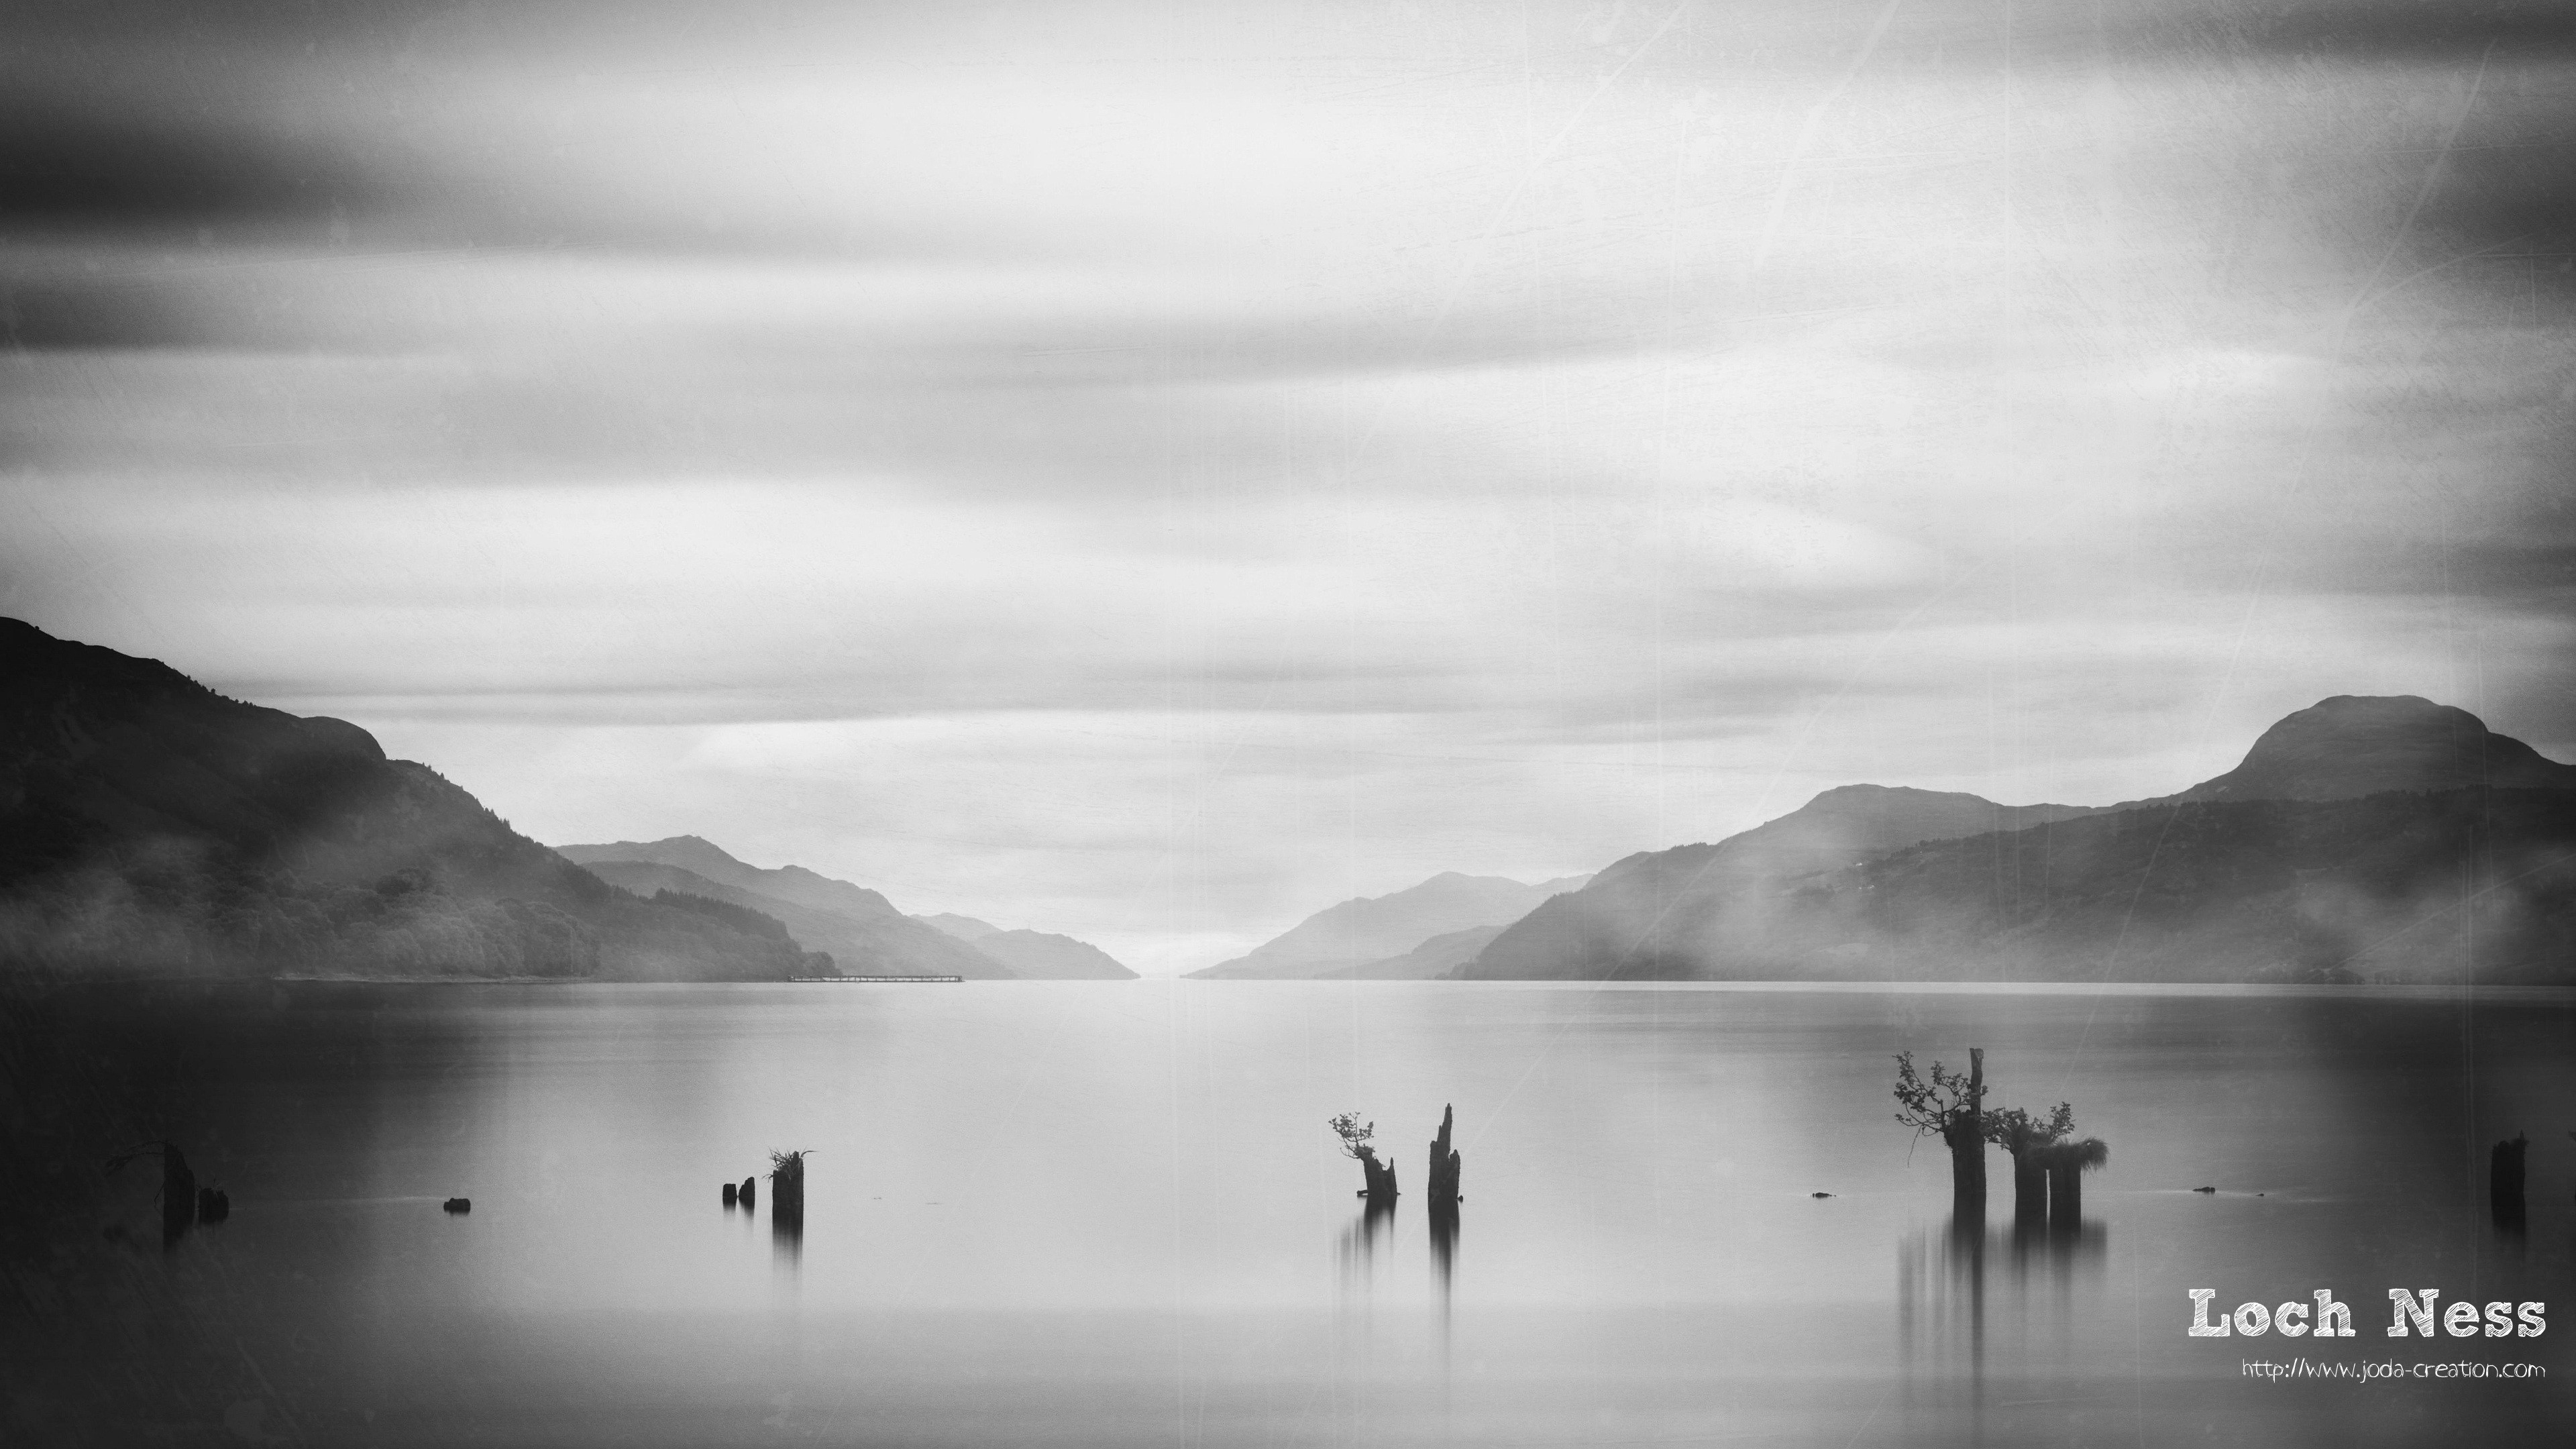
2490 1134 2528 1228
1426 1104 1462 1203
162 1145 197 1240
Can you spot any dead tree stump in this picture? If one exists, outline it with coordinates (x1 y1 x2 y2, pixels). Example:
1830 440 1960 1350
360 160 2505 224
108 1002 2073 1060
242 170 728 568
1426 1104 1462 1203
2038 1138 2108 1228
1358 1146 1398 1199
723 1181 738 1207
739 1176 756 1209
771 1151 806 1226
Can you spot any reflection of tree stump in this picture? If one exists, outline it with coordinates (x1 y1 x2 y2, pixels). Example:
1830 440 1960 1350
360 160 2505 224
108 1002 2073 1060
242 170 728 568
2491 1134 2528 1228
1426 1104 1462 1203
1357 1147 1398 1199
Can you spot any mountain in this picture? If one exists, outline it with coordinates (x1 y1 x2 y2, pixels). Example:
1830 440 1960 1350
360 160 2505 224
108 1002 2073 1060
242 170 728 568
2171 695 2576 802
916 912 1002 941
555 837 1013 978
964 929 1135 980
0 620 818 981
1460 696 2576 984
1187 871 1593 980
1318 923 1506 980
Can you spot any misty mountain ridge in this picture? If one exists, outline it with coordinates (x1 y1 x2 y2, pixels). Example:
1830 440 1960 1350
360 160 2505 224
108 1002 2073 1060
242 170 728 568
1187 870 1593 979
0 620 818 981
555 836 1014 978
912 914 1137 979
1462 694 2576 985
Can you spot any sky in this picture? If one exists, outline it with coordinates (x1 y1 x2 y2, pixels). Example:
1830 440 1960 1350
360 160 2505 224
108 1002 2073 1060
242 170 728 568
5 0 2573 973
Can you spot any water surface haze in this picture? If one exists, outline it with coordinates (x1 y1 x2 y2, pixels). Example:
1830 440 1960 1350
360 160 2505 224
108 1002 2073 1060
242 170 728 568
9 981 2569 1446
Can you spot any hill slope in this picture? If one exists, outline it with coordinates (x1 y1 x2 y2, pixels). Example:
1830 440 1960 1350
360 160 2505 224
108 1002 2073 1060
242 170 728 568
1461 697 2576 984
556 837 1014 978
0 620 816 980
1189 871 1592 979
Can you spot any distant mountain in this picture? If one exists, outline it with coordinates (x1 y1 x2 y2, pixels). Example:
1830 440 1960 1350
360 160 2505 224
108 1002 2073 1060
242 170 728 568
556 837 1013 978
916 912 1002 941
0 620 817 981
1318 924 1505 980
1188 871 1592 980
1460 696 2576 984
912 913 1134 979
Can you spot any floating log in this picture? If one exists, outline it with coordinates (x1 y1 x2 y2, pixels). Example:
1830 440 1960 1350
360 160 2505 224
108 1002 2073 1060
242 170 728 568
723 1181 738 1207
195 1187 230 1223
1426 1104 1462 1203
442 1197 472 1214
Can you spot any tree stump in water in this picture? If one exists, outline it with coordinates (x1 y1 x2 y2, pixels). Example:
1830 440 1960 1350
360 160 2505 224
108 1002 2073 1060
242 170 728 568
1426 1104 1462 1203
723 1181 738 1207
2491 1134 2528 1228
1937 1049 1987 1216
771 1151 806 1226
739 1177 756 1209
1357 1146 1398 1199
195 1187 230 1223
2037 1138 2108 1228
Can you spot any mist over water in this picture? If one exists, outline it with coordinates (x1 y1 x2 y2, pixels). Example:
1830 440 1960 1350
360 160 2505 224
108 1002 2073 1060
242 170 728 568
12 981 2570 1446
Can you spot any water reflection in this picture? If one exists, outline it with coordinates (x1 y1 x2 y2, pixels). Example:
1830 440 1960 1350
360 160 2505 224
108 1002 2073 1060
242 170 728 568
1898 1205 2110 1434
1427 1198 1458 1302
771 1196 803 1270
1335 1195 1395 1287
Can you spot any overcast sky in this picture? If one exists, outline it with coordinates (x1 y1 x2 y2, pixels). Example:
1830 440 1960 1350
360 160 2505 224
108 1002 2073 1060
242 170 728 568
6 1 2573 972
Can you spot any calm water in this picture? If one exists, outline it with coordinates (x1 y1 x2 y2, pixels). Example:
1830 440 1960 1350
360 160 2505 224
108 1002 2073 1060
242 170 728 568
9 981 2571 1446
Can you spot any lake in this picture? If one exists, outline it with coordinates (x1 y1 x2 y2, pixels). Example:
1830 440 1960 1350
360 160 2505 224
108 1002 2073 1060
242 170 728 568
7 981 2569 1446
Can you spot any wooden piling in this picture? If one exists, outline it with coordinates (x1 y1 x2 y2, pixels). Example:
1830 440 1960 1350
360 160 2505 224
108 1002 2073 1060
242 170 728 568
2491 1134 2528 1226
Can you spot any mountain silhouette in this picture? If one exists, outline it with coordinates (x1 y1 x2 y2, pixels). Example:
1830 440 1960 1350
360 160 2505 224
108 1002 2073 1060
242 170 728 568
1188 871 1592 979
555 837 1014 978
0 620 818 980
914 915 1137 979
1461 696 2576 984
2171 695 2576 802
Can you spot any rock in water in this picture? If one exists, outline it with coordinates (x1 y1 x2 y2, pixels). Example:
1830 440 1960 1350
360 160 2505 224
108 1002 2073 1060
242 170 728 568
739 1177 756 1208
442 1197 472 1214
